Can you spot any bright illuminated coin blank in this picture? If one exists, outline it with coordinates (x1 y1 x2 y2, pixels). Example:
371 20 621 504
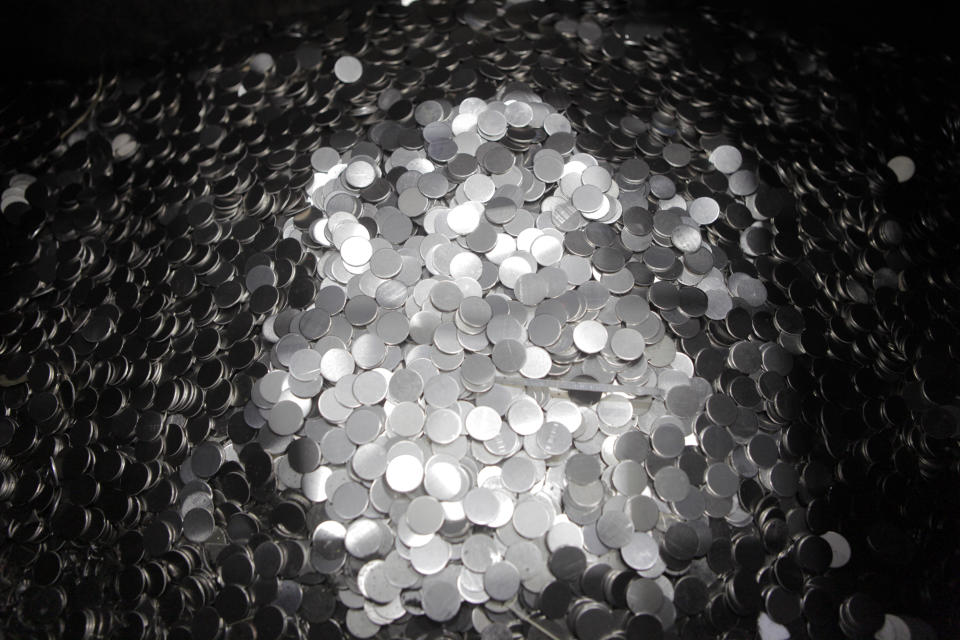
313 519 347 559
464 487 500 525
384 551 418 588
466 405 502 441
449 252 482 279
447 202 482 235
533 150 565 182
543 113 571 134
515 273 547 306
505 541 544 584
386 403 423 438
345 160 376 189
546 521 584 551
352 443 387 480
488 489 515 529
463 174 496 202
621 532 659 570
301 467 334 503
357 560 399 604
410 535 451 575
311 147 340 172
530 234 563 266
458 569 489 603
507 396 544 435
886 155 915 182
689 197 720 225
424 458 463 500
385 455 423 493
546 401 581 433
334 56 363 83
353 370 387 405
499 255 534 288
461 534 502 573
519 346 552 379
581 165 612 190
709 145 742 174
321 348 354 382
370 248 403 278
345 608 379 637
289 348 323 381
512 500 552 539
729 170 759 196
573 320 607 354
567 481 604 508
671 225 701 253
406 496 445 535
597 397 633 428
459 297 492 328
388 370 423 403
425 409 462 444
821 531 851 568
111 133 138 159
259 371 288 404
571 184 604 213
341 236 373 266
423 374 460 407
706 289 734 320
596 511 634 549
477 110 507 138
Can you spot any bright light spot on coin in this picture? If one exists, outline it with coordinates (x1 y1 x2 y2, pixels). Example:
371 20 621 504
385 455 423 493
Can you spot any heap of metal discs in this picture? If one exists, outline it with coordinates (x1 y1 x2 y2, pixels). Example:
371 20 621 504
0 1 957 639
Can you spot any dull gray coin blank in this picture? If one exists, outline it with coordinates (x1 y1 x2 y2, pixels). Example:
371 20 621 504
331 481 369 520
653 466 691 502
611 328 645 361
612 460 648 495
484 561 521 601
501 456 538 493
596 510 635 549
407 496 445 535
